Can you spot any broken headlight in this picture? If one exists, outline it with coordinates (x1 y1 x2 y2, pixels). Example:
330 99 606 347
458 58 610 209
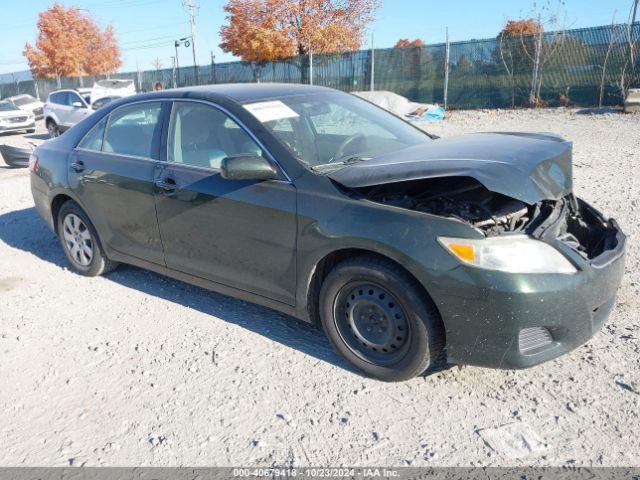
438 235 577 274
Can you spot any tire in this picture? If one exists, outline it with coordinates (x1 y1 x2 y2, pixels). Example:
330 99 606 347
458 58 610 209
57 200 118 277
319 255 444 382
46 119 60 138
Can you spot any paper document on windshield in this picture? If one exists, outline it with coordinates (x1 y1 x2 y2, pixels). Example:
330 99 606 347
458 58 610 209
244 101 299 123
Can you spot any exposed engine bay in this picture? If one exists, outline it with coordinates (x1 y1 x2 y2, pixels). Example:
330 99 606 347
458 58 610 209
356 176 619 260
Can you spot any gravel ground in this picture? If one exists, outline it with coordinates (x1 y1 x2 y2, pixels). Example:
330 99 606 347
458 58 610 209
0 108 639 467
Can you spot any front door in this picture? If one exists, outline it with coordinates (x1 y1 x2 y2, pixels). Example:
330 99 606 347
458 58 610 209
65 91 91 127
154 101 297 305
68 102 166 264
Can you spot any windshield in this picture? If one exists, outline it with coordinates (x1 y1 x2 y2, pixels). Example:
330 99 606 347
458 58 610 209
11 95 35 106
0 101 16 112
249 91 430 171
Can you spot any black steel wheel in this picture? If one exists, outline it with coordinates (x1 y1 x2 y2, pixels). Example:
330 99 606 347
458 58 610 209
320 255 445 382
334 282 411 366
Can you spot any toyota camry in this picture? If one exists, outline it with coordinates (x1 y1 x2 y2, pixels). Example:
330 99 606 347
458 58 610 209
30 84 625 381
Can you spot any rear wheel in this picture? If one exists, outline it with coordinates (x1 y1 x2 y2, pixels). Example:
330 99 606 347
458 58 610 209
46 119 59 138
319 255 444 381
57 200 117 276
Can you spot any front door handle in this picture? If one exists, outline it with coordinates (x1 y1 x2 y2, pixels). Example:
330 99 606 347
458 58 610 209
70 160 85 172
155 178 177 195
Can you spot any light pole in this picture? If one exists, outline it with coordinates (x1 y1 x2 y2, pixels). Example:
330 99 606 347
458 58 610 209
174 36 192 86
174 40 181 85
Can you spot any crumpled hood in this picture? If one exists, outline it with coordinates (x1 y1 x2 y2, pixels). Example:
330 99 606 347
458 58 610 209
327 132 573 204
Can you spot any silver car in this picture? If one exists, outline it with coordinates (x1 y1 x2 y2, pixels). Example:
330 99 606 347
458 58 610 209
43 89 92 138
0 101 35 134
5 94 44 120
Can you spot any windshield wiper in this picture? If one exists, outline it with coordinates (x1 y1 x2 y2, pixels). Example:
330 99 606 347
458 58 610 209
312 156 369 172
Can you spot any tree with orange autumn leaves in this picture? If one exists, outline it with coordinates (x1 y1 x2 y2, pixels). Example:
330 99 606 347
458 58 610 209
498 18 544 37
23 3 121 79
220 0 379 79
394 38 425 49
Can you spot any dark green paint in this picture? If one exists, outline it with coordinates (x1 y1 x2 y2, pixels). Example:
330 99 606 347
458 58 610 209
30 85 625 370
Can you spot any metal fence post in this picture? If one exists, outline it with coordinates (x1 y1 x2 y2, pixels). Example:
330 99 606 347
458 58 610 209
370 33 375 92
444 27 450 110
171 56 177 88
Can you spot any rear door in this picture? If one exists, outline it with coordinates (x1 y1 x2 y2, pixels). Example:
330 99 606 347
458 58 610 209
69 101 167 264
153 100 297 305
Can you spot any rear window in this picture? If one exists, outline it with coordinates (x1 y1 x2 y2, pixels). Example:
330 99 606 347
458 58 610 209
78 116 107 151
103 103 162 159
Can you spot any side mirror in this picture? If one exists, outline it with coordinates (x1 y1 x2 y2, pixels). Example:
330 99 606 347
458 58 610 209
220 154 278 181
71 101 85 108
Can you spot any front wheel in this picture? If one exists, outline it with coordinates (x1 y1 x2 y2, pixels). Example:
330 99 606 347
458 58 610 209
46 119 60 138
57 200 117 276
319 256 444 382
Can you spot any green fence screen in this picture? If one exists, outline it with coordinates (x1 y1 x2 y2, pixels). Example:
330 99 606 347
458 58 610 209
1 22 639 110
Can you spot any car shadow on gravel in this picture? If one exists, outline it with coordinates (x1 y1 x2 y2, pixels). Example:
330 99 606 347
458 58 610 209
0 206 362 374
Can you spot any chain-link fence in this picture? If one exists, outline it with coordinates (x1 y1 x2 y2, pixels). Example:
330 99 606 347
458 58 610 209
2 22 639 109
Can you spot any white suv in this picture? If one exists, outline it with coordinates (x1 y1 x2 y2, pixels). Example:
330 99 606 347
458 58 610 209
43 88 93 138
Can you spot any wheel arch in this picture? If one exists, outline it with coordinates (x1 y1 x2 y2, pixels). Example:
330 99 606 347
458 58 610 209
305 247 443 331
50 193 75 234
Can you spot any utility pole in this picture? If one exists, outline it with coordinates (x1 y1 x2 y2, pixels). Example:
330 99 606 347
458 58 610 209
183 0 199 83
632 0 639 25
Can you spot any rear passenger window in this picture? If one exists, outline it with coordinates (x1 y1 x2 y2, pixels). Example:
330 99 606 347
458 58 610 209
103 103 162 159
78 116 107 151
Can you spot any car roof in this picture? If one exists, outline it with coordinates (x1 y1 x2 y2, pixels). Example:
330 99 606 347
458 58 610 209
134 83 336 104
49 88 91 95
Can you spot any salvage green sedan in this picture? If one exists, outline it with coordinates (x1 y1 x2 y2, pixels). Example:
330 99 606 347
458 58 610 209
29 84 626 381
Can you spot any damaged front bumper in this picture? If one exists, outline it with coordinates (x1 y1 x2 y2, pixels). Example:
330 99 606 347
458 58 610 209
428 198 626 369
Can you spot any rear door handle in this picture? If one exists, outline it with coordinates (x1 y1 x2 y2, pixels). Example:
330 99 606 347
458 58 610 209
155 178 177 195
70 160 85 172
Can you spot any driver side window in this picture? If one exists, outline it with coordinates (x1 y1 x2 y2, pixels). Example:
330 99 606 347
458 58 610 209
168 102 262 170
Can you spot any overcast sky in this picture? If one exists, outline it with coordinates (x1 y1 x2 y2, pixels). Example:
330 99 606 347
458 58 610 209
0 0 635 75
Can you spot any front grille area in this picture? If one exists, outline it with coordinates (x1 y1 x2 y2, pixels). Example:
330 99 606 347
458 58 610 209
519 327 554 354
